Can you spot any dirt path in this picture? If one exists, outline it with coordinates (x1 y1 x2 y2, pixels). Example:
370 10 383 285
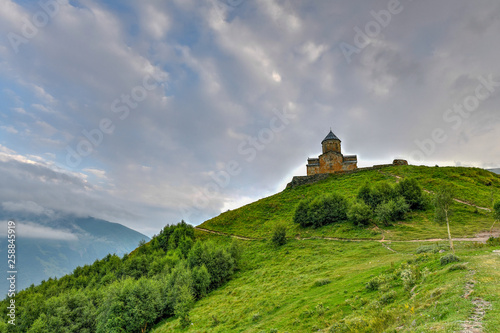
461 270 492 333
380 171 492 212
422 189 492 212
197 227 499 244
195 227 258 240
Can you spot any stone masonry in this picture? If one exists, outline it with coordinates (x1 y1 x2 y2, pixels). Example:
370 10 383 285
306 130 358 176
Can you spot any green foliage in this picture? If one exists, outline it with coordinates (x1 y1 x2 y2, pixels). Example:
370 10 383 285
447 263 467 272
494 201 500 220
347 200 373 226
97 277 162 333
487 236 500 246
187 241 237 290
379 290 397 305
397 178 426 210
365 274 391 291
416 245 446 254
313 279 332 287
192 265 211 299
440 254 460 266
293 199 312 227
271 224 288 246
1 222 241 333
293 194 348 228
375 197 409 225
154 220 195 253
434 186 454 223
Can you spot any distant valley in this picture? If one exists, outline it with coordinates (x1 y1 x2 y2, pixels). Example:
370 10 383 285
0 207 149 293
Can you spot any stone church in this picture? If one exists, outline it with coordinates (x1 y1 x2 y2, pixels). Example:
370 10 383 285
306 130 358 175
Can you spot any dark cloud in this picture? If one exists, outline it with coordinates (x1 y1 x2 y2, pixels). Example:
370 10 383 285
0 0 499 235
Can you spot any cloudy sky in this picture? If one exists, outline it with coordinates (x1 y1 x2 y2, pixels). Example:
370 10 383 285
1 0 499 236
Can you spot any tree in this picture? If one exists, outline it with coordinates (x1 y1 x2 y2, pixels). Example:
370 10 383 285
435 186 455 253
491 200 500 235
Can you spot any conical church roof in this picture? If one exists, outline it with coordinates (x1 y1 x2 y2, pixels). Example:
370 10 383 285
321 129 340 143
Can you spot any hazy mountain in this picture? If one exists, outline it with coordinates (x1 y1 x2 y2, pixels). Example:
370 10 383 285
488 168 500 175
0 206 149 294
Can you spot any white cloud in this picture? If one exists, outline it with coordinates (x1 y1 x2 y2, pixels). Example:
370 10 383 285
0 220 78 241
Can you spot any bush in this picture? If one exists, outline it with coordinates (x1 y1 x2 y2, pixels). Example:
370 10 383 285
321 194 349 226
494 201 500 220
271 224 287 246
357 183 373 207
293 194 348 228
313 279 332 287
293 199 312 227
400 269 416 291
486 236 500 246
187 241 236 290
397 178 425 210
416 244 447 254
379 290 397 305
371 182 398 207
375 197 409 225
366 275 390 291
448 263 467 272
440 254 460 266
347 201 373 226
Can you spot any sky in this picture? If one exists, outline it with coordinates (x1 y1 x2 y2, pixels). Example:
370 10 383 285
1 0 499 236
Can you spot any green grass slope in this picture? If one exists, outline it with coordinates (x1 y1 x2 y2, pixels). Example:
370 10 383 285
153 165 500 332
153 237 500 332
200 166 500 241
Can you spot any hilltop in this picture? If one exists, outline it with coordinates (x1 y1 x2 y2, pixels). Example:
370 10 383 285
200 165 499 241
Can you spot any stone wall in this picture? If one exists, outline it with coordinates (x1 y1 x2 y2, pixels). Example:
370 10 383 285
287 160 409 189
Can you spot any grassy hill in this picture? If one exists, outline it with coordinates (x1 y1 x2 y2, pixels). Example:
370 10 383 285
153 165 500 332
3 165 499 332
199 165 499 241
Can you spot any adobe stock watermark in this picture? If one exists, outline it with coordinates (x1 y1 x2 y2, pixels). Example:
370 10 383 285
6 220 17 326
339 0 413 64
65 74 165 168
7 0 66 54
409 74 500 161
179 106 295 220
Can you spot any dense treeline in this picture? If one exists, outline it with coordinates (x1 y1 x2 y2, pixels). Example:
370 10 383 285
294 179 428 228
0 221 241 332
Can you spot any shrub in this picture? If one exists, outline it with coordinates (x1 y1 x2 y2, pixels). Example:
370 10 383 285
494 201 500 220
357 182 372 204
371 182 398 207
313 279 332 287
440 254 460 266
187 241 236 290
271 224 287 246
448 263 467 272
416 244 447 254
379 290 397 305
321 194 349 225
347 201 373 226
293 199 312 227
293 194 348 228
375 197 409 225
400 269 416 291
191 265 211 299
366 275 389 291
486 236 500 246
397 178 425 210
